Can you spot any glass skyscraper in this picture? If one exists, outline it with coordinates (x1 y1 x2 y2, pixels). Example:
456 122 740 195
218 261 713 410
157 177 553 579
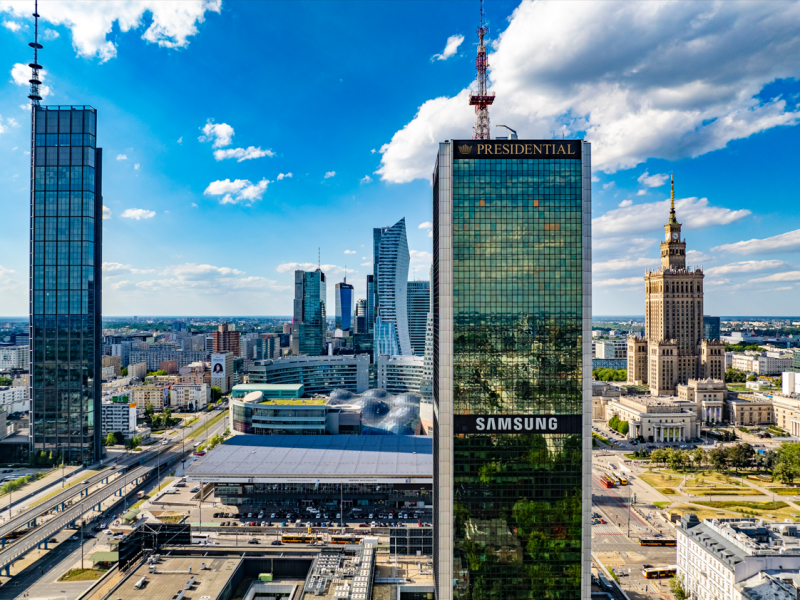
334 279 354 332
433 140 591 600
291 269 326 356
703 316 721 340
373 218 411 356
30 105 104 465
407 280 431 356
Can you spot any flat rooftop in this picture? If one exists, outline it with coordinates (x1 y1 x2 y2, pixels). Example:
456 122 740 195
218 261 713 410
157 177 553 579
186 435 432 483
233 384 305 392
259 398 326 405
113 556 238 600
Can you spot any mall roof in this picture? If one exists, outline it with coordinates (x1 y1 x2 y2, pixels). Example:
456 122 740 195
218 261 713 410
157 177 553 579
232 384 304 391
185 435 432 483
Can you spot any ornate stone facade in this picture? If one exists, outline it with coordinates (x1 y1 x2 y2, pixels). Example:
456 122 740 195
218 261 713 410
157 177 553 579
627 177 725 395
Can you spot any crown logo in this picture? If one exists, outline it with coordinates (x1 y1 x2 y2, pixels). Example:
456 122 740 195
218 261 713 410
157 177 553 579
458 144 472 154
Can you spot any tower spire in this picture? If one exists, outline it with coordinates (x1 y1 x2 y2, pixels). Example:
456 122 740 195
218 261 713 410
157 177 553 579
469 0 495 140
28 0 43 106
669 174 678 223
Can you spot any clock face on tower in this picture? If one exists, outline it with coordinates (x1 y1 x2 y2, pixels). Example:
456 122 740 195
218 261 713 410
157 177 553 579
672 232 679 240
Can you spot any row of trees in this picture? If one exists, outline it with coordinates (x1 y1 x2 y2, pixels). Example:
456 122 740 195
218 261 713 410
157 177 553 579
646 443 772 474
103 432 142 449
143 405 179 429
608 414 629 435
773 443 800 484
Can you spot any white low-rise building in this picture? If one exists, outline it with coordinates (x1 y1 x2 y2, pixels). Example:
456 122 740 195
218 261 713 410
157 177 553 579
678 516 800 600
169 383 210 411
594 394 699 442
731 352 792 375
101 400 137 439
0 346 28 371
377 354 424 395
0 386 29 414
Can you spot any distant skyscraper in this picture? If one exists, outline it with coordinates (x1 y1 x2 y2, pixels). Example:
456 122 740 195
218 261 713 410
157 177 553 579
407 280 430 355
354 299 367 334
433 138 591 599
703 316 721 340
291 269 326 356
366 274 375 333
29 9 104 464
335 278 354 332
373 218 411 356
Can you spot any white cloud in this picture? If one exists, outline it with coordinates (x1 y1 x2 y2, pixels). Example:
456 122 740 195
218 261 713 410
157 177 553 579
11 63 50 99
432 33 464 61
116 154 128 161
6 117 18 128
418 221 433 230
410 250 433 263
277 172 292 180
213 146 275 162
749 271 800 284
191 202 198 208
592 257 654 273
42 28 59 40
602 182 615 190
0 265 16 276
636 190 647 196
1 1 221 62
344 250 356 255
203 178 270 205
360 175 372 184
686 250 709 263
594 277 643 288
198 120 234 148
713 229 800 255
637 171 669 188
377 1 800 183
704 260 787 277
2 21 21 32
113 262 288 295
593 196 750 237
618 199 632 208
177 136 183 144
324 171 336 179
361 262 372 267
134 163 140 170
102 206 112 220
371 149 376 154
276 262 349 276
121 208 155 220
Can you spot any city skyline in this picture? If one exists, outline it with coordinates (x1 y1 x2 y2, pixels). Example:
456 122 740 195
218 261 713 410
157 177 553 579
2 1 800 317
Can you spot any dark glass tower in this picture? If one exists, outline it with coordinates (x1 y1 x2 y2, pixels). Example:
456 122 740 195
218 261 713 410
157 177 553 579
407 280 430 356
703 316 721 340
291 269 326 356
30 106 103 465
334 279 354 332
433 140 591 600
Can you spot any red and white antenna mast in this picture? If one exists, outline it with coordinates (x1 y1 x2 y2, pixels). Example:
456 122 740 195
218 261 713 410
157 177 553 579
470 0 494 140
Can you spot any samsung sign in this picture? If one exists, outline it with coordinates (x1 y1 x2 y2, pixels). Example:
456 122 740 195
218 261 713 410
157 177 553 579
454 414 582 435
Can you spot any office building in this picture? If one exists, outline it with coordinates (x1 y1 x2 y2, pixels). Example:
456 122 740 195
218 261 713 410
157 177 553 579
366 274 375 332
353 298 367 334
626 178 725 394
731 352 792 375
248 354 369 396
335 278 354 332
212 322 240 357
127 349 207 371
291 269 326 356
678 517 800 600
377 354 425 395
169 383 210 412
131 385 167 412
594 339 627 360
373 218 411 356
432 138 591 599
12 333 30 347
253 335 281 361
0 346 29 371
704 316 721 340
407 280 430 356
110 341 131 367
30 100 104 464
128 361 147 380
0 386 30 414
101 400 137 439
211 351 234 394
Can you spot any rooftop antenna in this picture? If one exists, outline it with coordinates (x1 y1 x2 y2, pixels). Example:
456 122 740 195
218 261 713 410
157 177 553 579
470 0 494 140
495 125 517 140
28 0 43 106
318 247 320 270
344 265 347 284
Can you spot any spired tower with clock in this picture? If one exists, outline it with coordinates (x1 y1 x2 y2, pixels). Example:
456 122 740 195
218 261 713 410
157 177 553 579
627 176 725 397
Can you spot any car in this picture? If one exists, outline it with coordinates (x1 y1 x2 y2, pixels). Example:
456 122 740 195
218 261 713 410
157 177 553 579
270 513 276 519
261 521 267 527
271 540 282 545
368 513 374 519
600 519 606 524
248 538 260 544
280 521 286 527
214 513 220 518
358 523 369 527
267 522 273 527
336 513 341 519
232 522 239 527
84 533 96 539
69 535 79 541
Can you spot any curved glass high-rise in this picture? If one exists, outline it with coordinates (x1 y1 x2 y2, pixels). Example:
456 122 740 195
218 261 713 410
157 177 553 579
373 217 411 356
30 106 104 465
334 279 354 332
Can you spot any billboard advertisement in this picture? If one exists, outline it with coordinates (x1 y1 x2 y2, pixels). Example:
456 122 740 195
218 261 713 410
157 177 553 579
211 354 226 377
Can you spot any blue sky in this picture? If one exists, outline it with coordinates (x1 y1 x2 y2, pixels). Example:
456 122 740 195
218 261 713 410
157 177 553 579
1 1 800 317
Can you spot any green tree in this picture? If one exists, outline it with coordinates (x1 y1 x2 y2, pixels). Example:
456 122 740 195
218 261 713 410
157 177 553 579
670 573 689 600
773 461 796 485
709 447 728 472
747 374 758 382
0 376 12 386
725 368 747 383
153 370 168 376
650 448 667 466
144 404 155 422
728 443 755 472
104 432 117 446
113 431 125 445
691 448 706 470
120 366 128 377
210 387 222 402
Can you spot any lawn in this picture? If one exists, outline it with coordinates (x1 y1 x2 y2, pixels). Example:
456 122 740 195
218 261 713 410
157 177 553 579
669 504 741 521
688 500 798 522
186 411 227 440
624 453 650 461
767 488 800 496
639 473 684 488
656 488 678 495
58 569 107 582
653 501 671 509
683 488 765 496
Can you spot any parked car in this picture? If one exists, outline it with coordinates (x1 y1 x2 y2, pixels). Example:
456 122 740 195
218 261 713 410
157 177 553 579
271 540 282 545
248 538 260 544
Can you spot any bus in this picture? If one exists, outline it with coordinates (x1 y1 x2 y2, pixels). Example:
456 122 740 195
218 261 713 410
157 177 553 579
639 538 676 547
616 473 628 485
642 566 677 579
281 534 322 544
599 475 615 488
330 534 363 545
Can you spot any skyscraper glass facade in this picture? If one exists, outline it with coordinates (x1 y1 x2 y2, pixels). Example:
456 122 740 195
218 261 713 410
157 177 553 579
373 218 411 356
292 270 326 356
30 105 103 465
335 281 354 331
703 316 721 341
407 280 431 356
433 140 591 600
